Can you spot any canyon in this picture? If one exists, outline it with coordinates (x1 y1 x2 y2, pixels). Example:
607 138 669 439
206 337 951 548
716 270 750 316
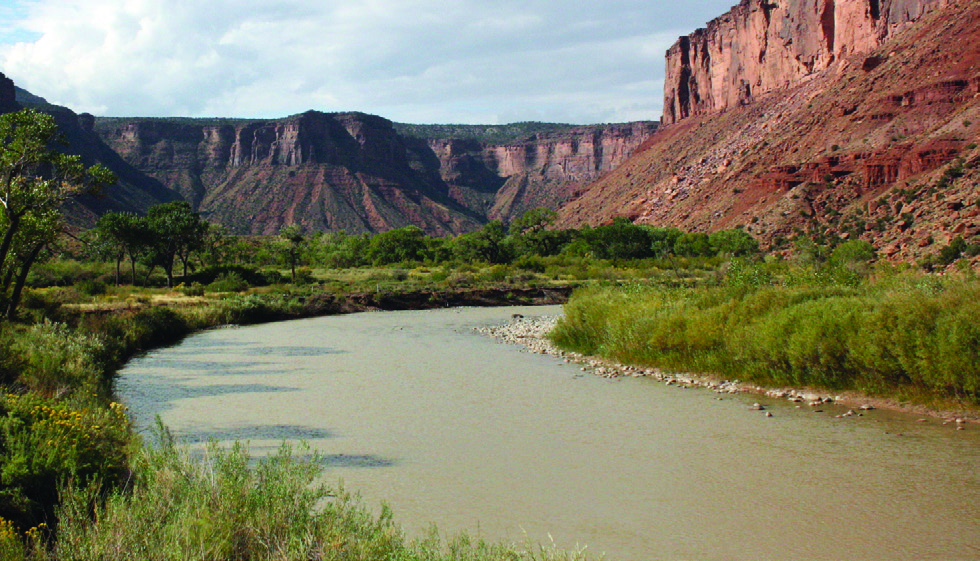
88 115 654 235
1 0 977 264
560 0 979 262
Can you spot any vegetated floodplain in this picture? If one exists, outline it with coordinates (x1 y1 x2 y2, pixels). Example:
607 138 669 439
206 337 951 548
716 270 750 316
0 107 976 558
552 261 980 406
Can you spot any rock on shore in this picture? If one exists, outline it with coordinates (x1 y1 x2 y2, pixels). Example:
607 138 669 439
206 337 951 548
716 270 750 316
476 314 967 422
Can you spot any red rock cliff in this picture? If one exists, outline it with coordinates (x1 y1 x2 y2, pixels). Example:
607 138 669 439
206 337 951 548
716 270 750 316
663 0 948 125
94 114 656 235
426 122 657 222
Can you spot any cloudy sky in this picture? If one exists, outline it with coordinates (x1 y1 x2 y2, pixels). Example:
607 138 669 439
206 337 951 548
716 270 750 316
0 0 735 124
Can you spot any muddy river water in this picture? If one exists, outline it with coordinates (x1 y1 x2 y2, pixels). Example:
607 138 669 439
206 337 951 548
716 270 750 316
118 305 980 560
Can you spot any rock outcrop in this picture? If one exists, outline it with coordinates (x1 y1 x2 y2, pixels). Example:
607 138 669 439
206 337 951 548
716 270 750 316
93 114 655 235
426 122 656 223
560 0 980 264
663 0 949 125
0 73 18 114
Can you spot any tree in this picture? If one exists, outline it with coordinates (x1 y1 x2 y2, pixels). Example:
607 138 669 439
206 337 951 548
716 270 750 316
647 227 683 258
0 109 114 300
146 201 208 287
508 208 566 257
709 229 759 257
673 232 712 257
94 211 149 285
452 220 511 264
584 218 653 260
367 226 427 266
319 231 371 268
3 207 61 319
278 224 306 283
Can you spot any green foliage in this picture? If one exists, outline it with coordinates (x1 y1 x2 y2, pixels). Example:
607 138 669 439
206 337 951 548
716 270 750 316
2 322 109 397
451 220 511 264
278 224 307 283
581 218 654 260
0 393 131 530
146 201 209 287
551 273 980 402
0 109 116 320
937 236 968 266
367 226 427 266
317 231 371 268
206 272 249 293
673 232 712 257
828 240 876 268
708 229 759 256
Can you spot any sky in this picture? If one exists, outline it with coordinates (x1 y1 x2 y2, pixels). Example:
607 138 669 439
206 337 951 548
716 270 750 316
0 0 736 125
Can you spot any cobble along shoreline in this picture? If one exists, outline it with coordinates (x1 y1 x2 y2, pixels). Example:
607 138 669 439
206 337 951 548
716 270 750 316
478 314 975 427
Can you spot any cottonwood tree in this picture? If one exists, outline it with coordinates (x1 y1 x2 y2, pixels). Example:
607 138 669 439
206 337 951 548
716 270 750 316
3 207 61 319
278 224 306 283
0 109 115 317
146 201 208 287
94 211 149 285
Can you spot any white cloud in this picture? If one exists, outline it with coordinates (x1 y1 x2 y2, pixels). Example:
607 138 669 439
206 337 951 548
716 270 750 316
0 0 736 123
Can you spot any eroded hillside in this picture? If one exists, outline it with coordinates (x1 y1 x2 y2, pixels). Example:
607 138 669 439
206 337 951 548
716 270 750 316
92 113 655 235
559 0 979 263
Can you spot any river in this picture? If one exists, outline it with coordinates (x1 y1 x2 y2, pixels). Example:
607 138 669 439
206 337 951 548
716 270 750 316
118 305 980 560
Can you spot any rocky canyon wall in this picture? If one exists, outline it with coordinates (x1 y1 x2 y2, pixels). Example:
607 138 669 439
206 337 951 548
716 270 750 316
425 122 656 223
560 0 980 264
93 113 655 235
662 0 948 125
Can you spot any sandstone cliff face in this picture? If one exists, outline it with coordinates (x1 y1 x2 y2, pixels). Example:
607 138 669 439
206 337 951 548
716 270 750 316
93 114 655 235
427 122 656 223
663 0 948 125
560 0 980 264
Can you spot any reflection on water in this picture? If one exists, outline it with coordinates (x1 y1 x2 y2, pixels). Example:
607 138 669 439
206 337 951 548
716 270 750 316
118 306 980 561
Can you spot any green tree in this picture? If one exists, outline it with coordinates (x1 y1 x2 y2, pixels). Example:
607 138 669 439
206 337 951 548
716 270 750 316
367 226 427 266
709 229 759 257
278 224 306 283
584 218 653 260
507 208 569 257
647 227 683 258
828 239 876 268
674 232 712 257
94 211 149 285
3 207 60 319
319 231 370 268
146 201 208 287
453 220 511 264
0 109 114 301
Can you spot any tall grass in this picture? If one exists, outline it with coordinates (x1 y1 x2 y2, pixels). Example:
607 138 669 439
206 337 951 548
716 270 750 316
35 425 592 561
551 271 980 403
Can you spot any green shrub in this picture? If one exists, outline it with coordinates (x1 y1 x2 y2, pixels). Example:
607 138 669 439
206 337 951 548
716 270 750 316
0 393 132 530
75 279 107 297
206 272 249 293
4 322 108 397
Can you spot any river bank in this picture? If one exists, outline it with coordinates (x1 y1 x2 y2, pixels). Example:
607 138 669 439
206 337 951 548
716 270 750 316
478 314 977 426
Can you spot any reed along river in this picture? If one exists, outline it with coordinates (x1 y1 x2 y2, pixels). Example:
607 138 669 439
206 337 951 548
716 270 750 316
118 306 980 560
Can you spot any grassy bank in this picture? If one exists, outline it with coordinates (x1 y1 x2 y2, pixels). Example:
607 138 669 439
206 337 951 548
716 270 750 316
550 268 980 407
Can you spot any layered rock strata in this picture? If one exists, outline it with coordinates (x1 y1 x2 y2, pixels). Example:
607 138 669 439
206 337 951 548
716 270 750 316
93 113 655 235
559 0 980 264
663 0 948 125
